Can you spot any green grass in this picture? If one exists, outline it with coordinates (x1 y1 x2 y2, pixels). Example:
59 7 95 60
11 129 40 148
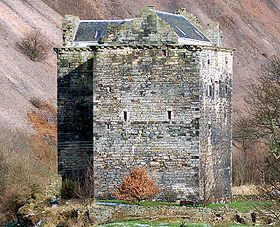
99 219 210 227
207 201 274 213
99 219 252 227
97 199 274 213
96 200 179 206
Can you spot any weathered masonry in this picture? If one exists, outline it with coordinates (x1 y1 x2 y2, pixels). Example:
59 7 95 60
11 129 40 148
55 6 234 202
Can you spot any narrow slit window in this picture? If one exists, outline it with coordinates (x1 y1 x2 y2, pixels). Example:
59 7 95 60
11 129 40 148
208 59 210 64
209 85 212 97
124 111 127 121
162 50 167 57
107 124 110 129
168 111 172 120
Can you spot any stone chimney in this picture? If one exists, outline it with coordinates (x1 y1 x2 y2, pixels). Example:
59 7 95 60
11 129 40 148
62 15 80 46
205 22 223 47
176 9 223 47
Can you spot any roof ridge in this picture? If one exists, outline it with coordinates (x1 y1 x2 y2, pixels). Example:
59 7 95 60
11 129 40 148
80 19 133 23
151 9 184 17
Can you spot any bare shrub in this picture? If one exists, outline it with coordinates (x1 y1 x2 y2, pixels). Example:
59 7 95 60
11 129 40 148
17 31 50 61
29 97 46 109
75 161 95 198
255 156 280 224
162 188 178 203
0 128 56 224
232 144 266 186
27 102 57 147
61 161 95 199
113 167 160 203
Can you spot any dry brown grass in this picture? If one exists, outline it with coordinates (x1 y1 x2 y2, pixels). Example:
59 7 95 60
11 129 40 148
27 101 57 165
0 128 56 224
232 184 259 195
41 0 102 19
0 102 57 224
27 102 57 143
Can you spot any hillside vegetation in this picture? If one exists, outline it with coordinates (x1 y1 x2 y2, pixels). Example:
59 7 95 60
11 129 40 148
0 0 279 132
41 0 280 115
0 0 280 224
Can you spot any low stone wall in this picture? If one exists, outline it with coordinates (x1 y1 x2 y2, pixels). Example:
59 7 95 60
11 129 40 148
88 204 252 225
17 200 259 226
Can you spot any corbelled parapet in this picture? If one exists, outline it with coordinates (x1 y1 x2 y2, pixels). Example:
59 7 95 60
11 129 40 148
205 22 223 47
62 15 80 46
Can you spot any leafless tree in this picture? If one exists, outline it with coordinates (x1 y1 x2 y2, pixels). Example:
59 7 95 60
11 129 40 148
245 55 280 159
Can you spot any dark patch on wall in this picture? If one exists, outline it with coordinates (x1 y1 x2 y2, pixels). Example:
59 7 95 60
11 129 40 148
57 53 93 179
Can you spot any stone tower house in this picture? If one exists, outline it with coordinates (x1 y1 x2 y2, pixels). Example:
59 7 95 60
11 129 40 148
55 6 233 202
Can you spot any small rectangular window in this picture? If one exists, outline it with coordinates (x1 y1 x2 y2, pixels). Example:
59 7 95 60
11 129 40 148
168 111 172 120
162 50 167 57
124 111 127 121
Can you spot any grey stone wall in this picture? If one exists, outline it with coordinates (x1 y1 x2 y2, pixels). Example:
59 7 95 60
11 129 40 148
55 44 233 201
56 48 94 178
104 6 178 45
199 47 233 202
205 23 223 47
56 8 233 202
62 15 80 46
92 45 201 200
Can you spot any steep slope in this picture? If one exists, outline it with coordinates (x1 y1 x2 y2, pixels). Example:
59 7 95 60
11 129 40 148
1 0 279 132
0 0 62 132
43 0 280 115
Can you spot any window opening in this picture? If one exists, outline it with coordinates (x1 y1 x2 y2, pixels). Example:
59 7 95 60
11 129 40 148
208 59 210 64
95 30 103 39
124 111 127 121
168 111 172 120
209 85 212 97
162 50 167 57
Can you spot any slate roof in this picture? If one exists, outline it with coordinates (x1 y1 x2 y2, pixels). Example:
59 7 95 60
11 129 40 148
74 20 132 42
73 10 212 46
152 10 211 43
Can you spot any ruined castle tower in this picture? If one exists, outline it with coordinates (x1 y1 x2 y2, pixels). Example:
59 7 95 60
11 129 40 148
55 6 233 202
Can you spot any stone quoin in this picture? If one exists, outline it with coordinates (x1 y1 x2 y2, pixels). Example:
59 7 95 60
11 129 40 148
55 6 234 202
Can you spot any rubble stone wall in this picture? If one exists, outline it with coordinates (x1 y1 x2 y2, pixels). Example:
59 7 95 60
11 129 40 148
199 47 233 202
92 45 201 200
56 48 94 178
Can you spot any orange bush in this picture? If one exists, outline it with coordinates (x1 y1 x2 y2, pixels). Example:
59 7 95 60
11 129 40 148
113 167 160 203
